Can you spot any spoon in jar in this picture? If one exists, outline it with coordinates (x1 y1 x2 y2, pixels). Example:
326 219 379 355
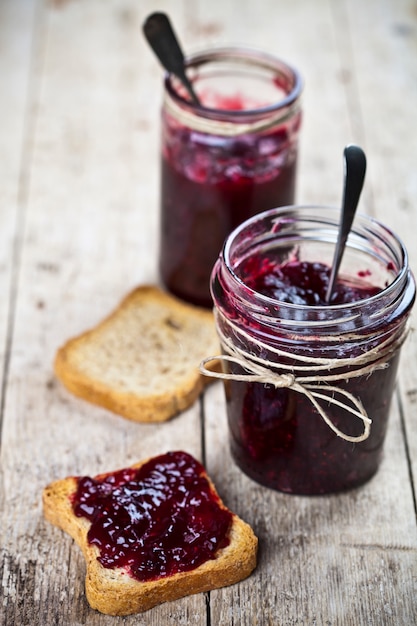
325 144 367 303
143 12 201 106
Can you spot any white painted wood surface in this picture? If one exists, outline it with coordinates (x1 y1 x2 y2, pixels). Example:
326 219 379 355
1 0 416 624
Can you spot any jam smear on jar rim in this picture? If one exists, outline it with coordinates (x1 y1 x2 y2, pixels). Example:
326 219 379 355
71 451 233 582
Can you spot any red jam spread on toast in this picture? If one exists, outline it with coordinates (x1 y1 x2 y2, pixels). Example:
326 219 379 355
72 451 232 581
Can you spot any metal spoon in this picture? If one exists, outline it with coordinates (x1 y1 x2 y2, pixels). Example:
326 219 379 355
143 12 201 105
325 144 367 303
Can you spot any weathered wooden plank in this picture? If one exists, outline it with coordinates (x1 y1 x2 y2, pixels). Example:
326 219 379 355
0 0 37 420
342 0 417 508
0 0 207 624
0 2 48 623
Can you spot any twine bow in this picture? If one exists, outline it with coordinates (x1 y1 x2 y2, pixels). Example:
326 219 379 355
200 312 409 443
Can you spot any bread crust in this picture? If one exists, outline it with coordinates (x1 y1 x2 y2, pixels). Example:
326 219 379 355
43 454 258 615
54 285 220 422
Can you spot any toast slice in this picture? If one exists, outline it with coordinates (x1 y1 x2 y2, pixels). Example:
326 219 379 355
43 450 258 615
54 285 219 422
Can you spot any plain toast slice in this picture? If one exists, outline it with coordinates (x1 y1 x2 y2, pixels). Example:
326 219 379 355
54 285 219 422
43 451 258 615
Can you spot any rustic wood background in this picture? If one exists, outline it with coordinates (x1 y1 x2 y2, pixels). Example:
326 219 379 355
1 0 416 624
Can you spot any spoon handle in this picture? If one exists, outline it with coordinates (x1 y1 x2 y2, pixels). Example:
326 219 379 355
325 145 367 303
143 12 200 105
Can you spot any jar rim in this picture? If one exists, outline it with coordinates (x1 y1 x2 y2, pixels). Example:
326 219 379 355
219 205 412 321
164 46 303 123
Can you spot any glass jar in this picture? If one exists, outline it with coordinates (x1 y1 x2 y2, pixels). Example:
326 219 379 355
205 206 415 495
159 47 303 308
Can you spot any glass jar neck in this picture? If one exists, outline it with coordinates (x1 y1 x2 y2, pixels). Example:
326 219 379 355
212 206 415 341
163 47 303 136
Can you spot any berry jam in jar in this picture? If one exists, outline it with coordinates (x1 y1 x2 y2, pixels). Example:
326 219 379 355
206 206 415 495
159 48 302 308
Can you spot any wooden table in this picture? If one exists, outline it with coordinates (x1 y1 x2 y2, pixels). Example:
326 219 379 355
1 0 416 624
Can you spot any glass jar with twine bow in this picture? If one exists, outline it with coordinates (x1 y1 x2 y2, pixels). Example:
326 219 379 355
200 206 415 495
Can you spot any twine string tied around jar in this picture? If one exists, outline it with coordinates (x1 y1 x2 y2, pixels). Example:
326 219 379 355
200 313 410 443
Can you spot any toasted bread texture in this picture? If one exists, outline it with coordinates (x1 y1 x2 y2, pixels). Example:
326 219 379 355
43 451 258 616
54 285 219 422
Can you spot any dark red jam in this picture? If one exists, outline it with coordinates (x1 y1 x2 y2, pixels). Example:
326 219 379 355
71 451 232 581
240 257 381 304
159 103 301 309
215 259 403 495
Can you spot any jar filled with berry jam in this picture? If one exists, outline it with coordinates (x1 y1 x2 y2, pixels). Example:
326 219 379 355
159 47 302 308
204 206 415 495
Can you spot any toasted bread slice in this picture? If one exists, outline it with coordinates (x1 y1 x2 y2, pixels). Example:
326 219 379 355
54 285 219 422
43 451 258 615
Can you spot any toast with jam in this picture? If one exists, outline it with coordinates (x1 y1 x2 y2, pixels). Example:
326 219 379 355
54 285 219 422
42 450 258 615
